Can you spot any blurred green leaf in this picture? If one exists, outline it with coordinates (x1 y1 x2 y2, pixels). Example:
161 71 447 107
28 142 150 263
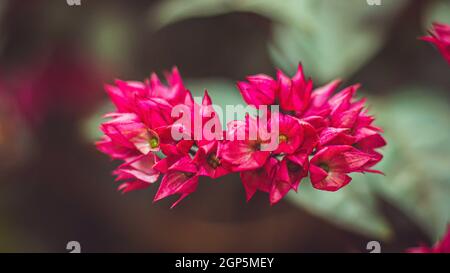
423 0 450 28
81 101 114 142
186 78 257 129
186 78 244 109
287 177 392 240
269 0 408 81
368 89 450 241
151 0 408 81
86 10 135 67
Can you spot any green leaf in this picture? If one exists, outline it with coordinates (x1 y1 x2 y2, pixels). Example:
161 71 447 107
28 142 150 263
287 177 392 240
186 78 244 109
81 101 114 143
86 10 135 66
367 89 450 241
423 0 450 28
185 78 257 130
268 0 408 81
151 0 409 81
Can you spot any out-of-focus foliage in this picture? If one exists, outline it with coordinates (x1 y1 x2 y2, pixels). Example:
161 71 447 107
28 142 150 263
369 89 450 241
82 101 114 142
86 10 135 67
187 78 244 109
151 0 408 81
186 78 256 128
423 0 450 27
287 175 391 240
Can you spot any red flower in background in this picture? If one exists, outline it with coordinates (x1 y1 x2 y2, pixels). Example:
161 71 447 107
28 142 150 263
407 225 450 253
97 65 385 207
9 48 106 127
422 22 450 65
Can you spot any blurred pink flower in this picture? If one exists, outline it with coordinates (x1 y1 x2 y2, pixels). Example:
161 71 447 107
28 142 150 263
10 49 106 127
407 225 450 253
422 22 450 65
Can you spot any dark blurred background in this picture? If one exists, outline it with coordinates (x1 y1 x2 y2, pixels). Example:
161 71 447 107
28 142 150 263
0 0 449 252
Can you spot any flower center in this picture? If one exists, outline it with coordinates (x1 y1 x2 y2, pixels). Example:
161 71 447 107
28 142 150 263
149 137 159 148
207 153 221 169
279 134 288 143
252 141 262 151
287 161 301 172
318 163 330 173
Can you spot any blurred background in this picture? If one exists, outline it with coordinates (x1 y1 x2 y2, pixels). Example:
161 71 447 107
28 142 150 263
0 0 449 252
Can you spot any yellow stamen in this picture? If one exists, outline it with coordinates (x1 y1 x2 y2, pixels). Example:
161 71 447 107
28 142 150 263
149 137 159 148
279 134 288 143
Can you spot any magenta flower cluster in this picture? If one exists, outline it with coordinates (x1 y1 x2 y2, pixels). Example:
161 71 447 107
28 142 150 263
97 65 386 207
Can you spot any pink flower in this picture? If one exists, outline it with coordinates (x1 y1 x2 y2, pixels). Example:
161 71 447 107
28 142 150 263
104 80 149 113
191 91 231 178
99 112 160 155
98 65 385 207
220 115 271 171
106 67 188 113
407 225 450 253
114 154 160 193
240 153 309 205
270 153 309 204
193 140 231 179
422 22 450 65
237 74 277 108
227 113 317 204
309 145 375 191
231 65 384 204
98 67 197 206
276 64 313 113
240 157 278 202
153 156 199 208
308 83 386 170
303 79 342 118
99 68 233 207
237 64 312 113
148 67 188 106
273 114 304 154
